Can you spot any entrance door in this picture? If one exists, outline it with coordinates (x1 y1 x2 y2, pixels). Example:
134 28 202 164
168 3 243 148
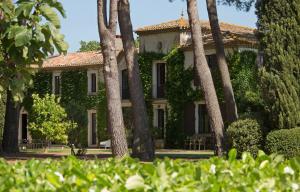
21 114 28 141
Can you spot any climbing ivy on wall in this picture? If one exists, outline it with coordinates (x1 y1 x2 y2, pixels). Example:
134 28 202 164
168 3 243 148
138 52 165 100
138 49 200 148
138 52 165 135
227 50 263 115
23 70 108 147
165 48 200 148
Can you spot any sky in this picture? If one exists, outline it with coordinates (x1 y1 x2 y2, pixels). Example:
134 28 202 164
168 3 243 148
59 0 257 52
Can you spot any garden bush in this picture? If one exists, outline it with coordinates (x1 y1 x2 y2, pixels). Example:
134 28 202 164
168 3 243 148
227 119 263 157
29 94 77 144
266 128 300 158
0 150 299 191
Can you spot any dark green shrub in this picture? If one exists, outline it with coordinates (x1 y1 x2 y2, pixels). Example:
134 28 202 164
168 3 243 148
266 128 300 158
227 118 263 157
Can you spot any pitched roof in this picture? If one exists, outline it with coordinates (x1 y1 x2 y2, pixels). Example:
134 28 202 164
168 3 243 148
42 51 103 70
181 31 257 50
42 38 124 70
135 17 255 35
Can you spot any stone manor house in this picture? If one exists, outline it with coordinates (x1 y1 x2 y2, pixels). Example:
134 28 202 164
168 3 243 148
19 17 257 148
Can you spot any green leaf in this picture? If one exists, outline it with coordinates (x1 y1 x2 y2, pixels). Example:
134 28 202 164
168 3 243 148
22 47 28 59
15 2 35 17
15 27 32 47
39 4 61 28
125 175 145 190
228 149 237 162
44 0 66 18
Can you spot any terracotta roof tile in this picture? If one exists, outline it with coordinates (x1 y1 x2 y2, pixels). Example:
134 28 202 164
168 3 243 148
42 51 103 69
42 38 124 70
135 18 255 35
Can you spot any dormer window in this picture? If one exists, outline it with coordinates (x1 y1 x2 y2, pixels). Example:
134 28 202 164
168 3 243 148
88 70 98 95
52 71 61 95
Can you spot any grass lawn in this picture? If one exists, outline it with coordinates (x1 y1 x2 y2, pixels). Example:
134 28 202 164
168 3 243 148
1 147 214 162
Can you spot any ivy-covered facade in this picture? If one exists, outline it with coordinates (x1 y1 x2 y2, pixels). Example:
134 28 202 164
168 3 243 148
18 18 258 148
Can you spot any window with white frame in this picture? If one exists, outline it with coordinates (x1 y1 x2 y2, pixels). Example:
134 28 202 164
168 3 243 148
87 70 98 95
52 71 61 95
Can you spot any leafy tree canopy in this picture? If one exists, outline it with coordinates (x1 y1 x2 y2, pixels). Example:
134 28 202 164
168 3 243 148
78 40 100 52
218 0 255 11
0 0 68 102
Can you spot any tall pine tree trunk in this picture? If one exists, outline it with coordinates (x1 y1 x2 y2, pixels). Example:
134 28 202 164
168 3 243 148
97 0 128 157
118 0 155 161
2 89 20 153
206 0 238 123
187 0 224 156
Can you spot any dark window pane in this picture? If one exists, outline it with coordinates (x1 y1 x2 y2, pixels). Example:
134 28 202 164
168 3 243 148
198 104 210 134
91 73 97 93
122 69 130 99
157 109 165 139
54 76 60 95
21 114 28 141
157 63 165 98
206 54 217 69
91 113 97 145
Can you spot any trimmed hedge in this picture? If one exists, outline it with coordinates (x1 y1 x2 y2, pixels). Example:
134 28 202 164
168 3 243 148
0 150 299 191
266 128 300 158
227 119 263 157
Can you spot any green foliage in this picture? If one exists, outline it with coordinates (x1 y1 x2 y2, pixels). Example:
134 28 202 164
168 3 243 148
138 52 165 136
227 119 263 157
0 0 68 101
28 94 76 144
165 48 200 148
219 0 255 11
0 93 6 140
0 150 299 191
60 70 108 146
78 40 100 52
23 70 109 147
266 128 300 158
227 51 263 114
256 0 300 129
138 52 165 100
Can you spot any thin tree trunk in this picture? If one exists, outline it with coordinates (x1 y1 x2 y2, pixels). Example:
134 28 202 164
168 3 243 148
97 0 128 157
2 89 20 153
186 0 224 156
206 0 238 123
118 0 155 161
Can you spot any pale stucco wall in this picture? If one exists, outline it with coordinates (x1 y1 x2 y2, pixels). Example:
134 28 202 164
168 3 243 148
139 32 181 54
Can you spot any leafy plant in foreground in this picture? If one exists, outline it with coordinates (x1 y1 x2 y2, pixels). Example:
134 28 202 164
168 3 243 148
0 150 299 191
